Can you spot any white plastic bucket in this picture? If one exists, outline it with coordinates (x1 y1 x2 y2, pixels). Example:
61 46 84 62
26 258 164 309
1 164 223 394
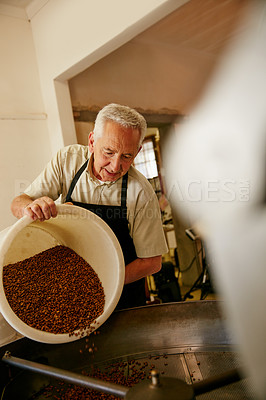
0 204 125 344
0 312 17 346
0 226 17 346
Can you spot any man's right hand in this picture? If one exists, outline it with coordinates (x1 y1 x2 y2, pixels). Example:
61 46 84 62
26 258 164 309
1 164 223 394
23 196 57 221
11 194 57 221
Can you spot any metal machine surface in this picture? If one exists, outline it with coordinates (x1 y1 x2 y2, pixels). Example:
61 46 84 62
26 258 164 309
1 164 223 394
0 301 255 399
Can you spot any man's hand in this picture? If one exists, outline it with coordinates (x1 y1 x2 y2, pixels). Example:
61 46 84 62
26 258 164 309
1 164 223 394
23 196 57 221
11 194 57 221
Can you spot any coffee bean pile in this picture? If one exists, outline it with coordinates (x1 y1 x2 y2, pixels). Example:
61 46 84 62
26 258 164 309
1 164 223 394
58 365 134 400
40 354 169 400
3 245 105 334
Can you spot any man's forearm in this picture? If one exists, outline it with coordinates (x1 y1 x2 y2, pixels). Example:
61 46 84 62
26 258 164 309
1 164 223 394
11 194 33 219
124 255 162 285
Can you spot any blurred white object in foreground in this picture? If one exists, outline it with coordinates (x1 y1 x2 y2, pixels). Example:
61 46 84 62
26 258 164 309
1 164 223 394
165 1 266 398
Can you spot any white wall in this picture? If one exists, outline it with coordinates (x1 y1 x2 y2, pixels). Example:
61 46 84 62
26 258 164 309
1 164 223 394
0 11 51 231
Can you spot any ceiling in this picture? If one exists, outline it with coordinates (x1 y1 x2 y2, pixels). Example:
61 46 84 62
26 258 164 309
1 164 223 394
133 0 249 56
69 0 251 120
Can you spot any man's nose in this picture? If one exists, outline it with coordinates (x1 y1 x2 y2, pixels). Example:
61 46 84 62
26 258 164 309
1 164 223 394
110 155 121 172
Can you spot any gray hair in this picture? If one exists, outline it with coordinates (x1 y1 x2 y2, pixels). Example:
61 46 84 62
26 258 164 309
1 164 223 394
93 103 147 145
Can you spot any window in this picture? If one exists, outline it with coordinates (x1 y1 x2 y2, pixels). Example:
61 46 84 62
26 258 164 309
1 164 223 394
133 138 158 179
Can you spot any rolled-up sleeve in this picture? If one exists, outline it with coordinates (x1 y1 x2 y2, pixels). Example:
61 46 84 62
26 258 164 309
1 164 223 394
24 150 64 201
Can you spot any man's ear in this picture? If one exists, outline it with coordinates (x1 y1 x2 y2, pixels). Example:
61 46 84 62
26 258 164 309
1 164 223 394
88 131 94 152
137 145 142 155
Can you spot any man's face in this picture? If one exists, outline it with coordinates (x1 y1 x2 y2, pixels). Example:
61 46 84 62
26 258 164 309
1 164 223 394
88 121 141 182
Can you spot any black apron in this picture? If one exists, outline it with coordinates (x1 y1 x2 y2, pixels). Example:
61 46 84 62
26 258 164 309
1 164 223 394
65 159 146 309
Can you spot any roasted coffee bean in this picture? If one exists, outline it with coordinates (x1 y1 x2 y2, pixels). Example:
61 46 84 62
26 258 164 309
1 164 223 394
40 354 170 399
3 245 105 334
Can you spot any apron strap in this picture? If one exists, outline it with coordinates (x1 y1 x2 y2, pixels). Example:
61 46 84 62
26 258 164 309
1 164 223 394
66 159 88 202
121 173 128 209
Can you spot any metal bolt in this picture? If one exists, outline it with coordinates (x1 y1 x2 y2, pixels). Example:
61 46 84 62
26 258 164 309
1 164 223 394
151 370 160 387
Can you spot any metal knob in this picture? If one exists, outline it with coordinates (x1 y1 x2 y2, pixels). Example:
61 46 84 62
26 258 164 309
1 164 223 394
125 370 195 400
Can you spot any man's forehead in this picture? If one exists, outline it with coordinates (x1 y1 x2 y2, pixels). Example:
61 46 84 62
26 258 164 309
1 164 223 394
101 123 140 141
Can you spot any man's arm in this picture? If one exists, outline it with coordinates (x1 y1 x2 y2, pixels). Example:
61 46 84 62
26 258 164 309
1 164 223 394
11 194 57 221
124 255 162 285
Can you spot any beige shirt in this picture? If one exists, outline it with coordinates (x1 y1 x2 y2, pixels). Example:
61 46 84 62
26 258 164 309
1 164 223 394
25 144 168 258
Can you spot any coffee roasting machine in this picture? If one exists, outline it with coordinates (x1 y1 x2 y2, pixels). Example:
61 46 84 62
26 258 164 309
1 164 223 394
0 301 254 399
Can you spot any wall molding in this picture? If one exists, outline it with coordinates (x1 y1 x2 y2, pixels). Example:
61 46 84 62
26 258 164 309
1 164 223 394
0 113 47 120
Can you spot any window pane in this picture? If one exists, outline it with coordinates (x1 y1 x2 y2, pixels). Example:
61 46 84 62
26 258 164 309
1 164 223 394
133 139 158 179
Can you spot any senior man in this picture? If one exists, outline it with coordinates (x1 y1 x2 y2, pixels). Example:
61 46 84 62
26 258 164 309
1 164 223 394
11 103 168 309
